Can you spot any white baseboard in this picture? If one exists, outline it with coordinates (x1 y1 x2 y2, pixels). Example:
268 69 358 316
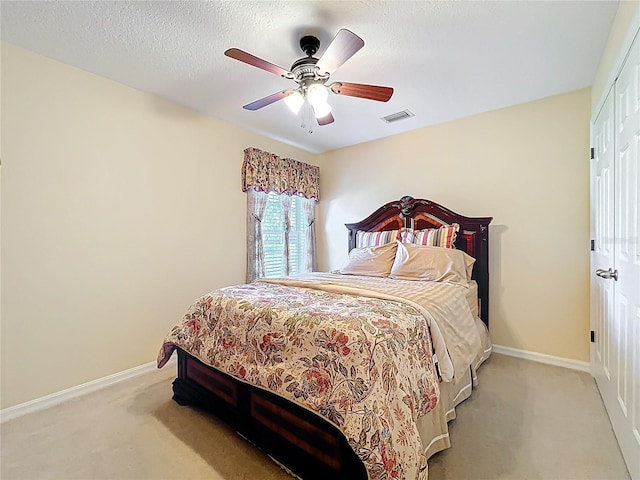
1 346 589 423
0 356 177 423
492 344 590 373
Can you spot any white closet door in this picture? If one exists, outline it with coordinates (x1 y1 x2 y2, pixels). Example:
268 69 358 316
611 31 640 480
592 32 640 480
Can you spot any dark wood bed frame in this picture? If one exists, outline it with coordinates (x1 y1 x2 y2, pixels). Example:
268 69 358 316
171 196 492 480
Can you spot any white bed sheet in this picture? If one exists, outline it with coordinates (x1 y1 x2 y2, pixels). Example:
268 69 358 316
418 315 492 459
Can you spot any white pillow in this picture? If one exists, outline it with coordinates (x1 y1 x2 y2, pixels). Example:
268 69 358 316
340 242 398 277
390 242 475 284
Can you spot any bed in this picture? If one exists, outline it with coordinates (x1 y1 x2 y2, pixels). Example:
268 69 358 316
157 195 492 480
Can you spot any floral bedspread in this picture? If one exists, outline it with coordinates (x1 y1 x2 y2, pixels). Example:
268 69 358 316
158 281 441 480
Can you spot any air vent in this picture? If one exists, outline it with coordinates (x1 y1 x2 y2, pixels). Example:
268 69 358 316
381 110 414 123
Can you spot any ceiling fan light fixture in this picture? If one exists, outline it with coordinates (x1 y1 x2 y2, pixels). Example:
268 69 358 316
284 90 304 114
306 83 329 107
312 101 332 119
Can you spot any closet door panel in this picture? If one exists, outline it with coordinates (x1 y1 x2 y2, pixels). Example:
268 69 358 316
613 31 640 480
592 89 615 388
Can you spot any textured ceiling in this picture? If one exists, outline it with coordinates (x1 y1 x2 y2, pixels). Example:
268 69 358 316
1 1 618 153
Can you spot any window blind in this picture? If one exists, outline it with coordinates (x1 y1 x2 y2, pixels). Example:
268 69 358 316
262 192 309 278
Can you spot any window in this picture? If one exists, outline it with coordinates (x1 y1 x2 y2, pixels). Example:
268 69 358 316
262 192 309 277
243 148 318 283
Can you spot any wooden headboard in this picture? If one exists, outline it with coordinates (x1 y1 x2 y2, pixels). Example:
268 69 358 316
345 196 493 326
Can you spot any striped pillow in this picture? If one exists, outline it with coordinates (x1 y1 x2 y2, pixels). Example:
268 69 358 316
399 223 459 248
355 229 399 248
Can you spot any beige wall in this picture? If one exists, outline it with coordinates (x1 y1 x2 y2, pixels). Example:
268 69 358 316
318 88 592 362
0 36 602 408
0 43 316 409
591 1 640 117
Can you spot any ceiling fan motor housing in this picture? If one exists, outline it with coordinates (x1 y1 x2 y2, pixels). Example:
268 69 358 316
291 56 319 78
291 35 329 85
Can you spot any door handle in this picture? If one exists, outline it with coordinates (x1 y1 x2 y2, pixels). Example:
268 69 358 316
596 268 618 281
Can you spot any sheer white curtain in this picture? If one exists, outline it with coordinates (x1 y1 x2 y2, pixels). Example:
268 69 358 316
246 187 269 282
302 197 317 272
280 194 293 276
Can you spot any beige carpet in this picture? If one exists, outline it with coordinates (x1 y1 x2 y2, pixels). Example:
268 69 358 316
0 354 630 480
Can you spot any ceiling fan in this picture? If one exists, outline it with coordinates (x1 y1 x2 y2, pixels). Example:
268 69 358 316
224 29 394 126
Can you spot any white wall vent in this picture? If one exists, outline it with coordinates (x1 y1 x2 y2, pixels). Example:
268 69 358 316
381 110 415 123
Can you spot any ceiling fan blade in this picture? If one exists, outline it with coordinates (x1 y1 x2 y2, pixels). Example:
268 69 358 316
330 82 394 102
224 48 291 78
316 111 335 126
315 29 364 76
243 91 291 111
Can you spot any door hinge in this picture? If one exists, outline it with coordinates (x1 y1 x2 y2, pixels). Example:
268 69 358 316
591 239 595 251
590 330 595 343
590 147 595 160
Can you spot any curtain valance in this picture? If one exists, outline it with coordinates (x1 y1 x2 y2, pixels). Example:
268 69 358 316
242 147 320 200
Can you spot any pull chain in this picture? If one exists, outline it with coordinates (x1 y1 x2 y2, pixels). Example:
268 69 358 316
300 102 313 135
